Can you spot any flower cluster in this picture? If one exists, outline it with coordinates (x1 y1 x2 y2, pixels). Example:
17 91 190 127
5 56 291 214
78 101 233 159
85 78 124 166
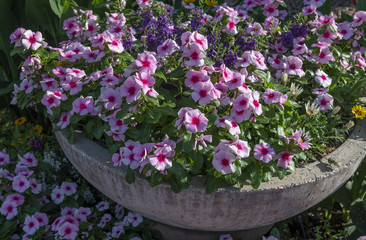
11 0 366 192
0 110 159 239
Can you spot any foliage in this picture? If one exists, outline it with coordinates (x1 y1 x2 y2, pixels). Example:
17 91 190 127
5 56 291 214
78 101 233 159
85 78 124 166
9 0 366 193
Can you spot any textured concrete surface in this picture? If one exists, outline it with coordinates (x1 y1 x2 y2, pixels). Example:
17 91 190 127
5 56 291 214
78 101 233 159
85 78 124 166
55 119 366 234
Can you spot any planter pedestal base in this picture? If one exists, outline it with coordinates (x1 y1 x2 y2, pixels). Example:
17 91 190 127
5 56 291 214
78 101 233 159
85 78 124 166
152 223 274 240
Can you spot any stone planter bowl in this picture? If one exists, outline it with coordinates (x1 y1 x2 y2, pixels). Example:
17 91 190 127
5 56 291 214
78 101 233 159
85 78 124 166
55 119 366 238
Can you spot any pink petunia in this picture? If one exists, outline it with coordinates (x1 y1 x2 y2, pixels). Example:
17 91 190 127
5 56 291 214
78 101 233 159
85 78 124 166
253 142 276 163
41 91 62 114
352 11 366 27
182 43 206 67
0 201 18 220
233 93 252 111
135 52 157 74
314 69 332 88
21 30 43 50
135 72 155 94
313 48 335 64
120 76 142 104
72 97 94 116
250 91 263 115
212 150 237 174
183 109 208 133
0 150 9 165
224 16 240 35
275 151 294 168
189 31 208 51
23 215 40 235
12 175 30 193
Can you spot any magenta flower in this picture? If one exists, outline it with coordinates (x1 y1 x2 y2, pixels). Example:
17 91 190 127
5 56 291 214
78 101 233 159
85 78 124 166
302 4 316 15
72 96 94 116
157 39 179 57
148 145 175 171
191 82 215 106
250 91 263 115
314 93 333 112
182 43 206 67
189 31 208 51
19 153 38 167
10 27 26 47
228 138 251 158
183 109 208 133
285 56 305 77
127 212 143 227
275 151 294 168
224 16 239 35
100 87 122 110
23 215 40 235
6 193 24 206
0 150 9 165
120 76 142 104
0 201 18 220
41 91 62 114
212 151 237 174
313 48 335 64
21 30 43 50
58 222 78 240
57 111 72 129
315 69 332 88
230 108 252 123
51 187 65 204
262 88 282 104
253 142 276 163
185 69 210 89
34 212 49 227
106 33 124 53
227 72 244 90
135 72 155 94
12 175 30 193
61 182 77 196
352 11 366 27
233 93 252 111
135 52 157 74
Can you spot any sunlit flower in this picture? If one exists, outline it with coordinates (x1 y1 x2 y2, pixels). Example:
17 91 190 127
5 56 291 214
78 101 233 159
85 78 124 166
14 117 26 126
205 0 217 7
352 105 366 119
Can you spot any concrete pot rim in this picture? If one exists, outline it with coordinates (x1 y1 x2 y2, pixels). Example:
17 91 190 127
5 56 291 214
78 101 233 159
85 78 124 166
58 119 366 191
55 119 366 231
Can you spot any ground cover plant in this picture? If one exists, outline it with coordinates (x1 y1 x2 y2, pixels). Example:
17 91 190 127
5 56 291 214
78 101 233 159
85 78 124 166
9 0 366 194
0 109 162 239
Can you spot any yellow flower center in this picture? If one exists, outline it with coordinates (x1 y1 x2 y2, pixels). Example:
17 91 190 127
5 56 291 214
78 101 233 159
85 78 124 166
205 0 218 7
352 105 366 120
184 0 195 3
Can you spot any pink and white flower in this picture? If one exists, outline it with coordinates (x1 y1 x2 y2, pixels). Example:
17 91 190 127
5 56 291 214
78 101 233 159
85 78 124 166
314 93 333 112
183 109 208 133
0 201 18 220
127 212 143 227
157 39 179 57
185 70 210 89
120 76 142 104
212 150 237 174
191 82 216 106
253 142 276 163
189 31 208 51
72 96 94 116
21 30 43 50
285 56 305 77
23 215 40 235
182 43 206 67
100 87 122 110
314 69 332 88
261 88 282 104
57 111 72 129
58 222 78 240
148 145 175 171
0 150 9 165
224 16 240 35
135 52 157 74
275 151 294 168
61 182 77 196
12 175 30 193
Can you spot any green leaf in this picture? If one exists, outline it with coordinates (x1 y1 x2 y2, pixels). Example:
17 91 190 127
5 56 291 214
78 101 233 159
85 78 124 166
183 132 195 153
119 51 134 62
250 164 262 189
116 104 130 119
205 175 220 194
140 122 152 143
357 0 366 11
350 199 366 234
10 47 25 56
49 0 68 18
125 167 135 184
277 167 287 180
188 151 203 174
93 118 104 139
204 57 215 66
168 66 186 78
150 172 164 186
153 72 167 83
317 0 331 15
0 220 17 239
168 162 187 179
170 180 183 193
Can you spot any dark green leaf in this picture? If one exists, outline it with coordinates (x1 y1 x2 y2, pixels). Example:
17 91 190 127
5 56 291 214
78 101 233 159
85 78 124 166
153 72 167 83
125 167 135 184
205 175 220 194
49 0 68 18
350 199 366 234
317 0 331 15
116 104 130 119
119 51 134 62
93 118 104 139
140 122 152 143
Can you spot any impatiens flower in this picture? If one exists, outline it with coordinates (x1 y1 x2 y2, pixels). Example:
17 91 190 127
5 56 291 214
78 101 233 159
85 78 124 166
338 22 354 40
291 128 312 150
136 0 153 8
135 52 157 74
285 56 305 77
183 109 208 133
106 33 124 53
29 178 42 194
175 107 193 130
233 93 252 111
185 69 210 89
212 150 237 174
96 201 109 211
120 76 142 104
313 48 335 64
194 134 212 150
275 151 294 168
228 138 251 158
100 87 122 110
58 222 78 240
263 3 279 17
0 150 9 165
23 215 40 235
0 201 18 220
19 152 38 167
253 142 276 163
61 182 77 196
191 82 215 106
182 43 206 67
10 27 26 46
12 175 30 193
21 30 43 50
262 88 282 104
314 93 333 112
314 69 332 88
127 212 143 227
72 96 94 116
148 144 175 171
51 187 65 204
157 39 179 57
122 148 140 169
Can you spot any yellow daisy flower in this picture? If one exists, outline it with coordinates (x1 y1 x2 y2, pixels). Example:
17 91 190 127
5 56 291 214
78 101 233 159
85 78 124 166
184 0 195 3
205 0 217 7
352 105 366 119
14 117 27 126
